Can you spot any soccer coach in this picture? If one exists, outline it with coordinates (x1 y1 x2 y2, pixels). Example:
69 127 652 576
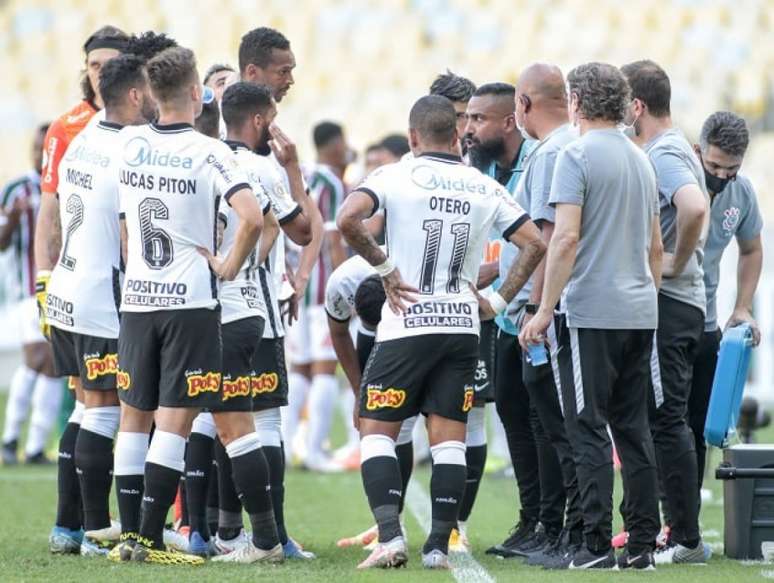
520 62 662 570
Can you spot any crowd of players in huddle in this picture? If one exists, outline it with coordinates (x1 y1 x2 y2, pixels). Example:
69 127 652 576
0 20 764 572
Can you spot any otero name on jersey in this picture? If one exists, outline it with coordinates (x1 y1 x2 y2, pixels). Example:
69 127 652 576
117 122 251 313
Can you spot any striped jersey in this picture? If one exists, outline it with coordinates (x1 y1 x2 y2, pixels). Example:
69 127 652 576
1 172 41 299
305 163 346 306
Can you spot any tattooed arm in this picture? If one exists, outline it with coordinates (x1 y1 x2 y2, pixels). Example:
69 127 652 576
498 220 546 303
34 193 61 270
337 190 417 314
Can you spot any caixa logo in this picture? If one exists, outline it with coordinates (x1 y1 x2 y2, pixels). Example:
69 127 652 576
124 136 193 168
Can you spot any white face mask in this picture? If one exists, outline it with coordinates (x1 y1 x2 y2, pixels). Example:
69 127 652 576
516 119 534 141
619 120 637 139
620 104 640 139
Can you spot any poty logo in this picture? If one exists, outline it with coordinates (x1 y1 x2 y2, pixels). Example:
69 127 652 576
222 376 251 401
410 164 487 195
187 371 221 397
365 387 406 411
84 353 119 381
462 386 474 412
723 207 740 234
124 136 193 168
251 372 279 396
117 370 131 390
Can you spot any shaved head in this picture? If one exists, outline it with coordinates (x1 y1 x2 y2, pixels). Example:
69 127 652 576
517 63 566 107
515 63 569 140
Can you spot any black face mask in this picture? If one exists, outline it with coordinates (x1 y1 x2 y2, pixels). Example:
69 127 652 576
703 167 731 194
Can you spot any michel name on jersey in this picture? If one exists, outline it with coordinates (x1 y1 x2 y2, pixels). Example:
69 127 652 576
403 301 473 329
123 279 187 307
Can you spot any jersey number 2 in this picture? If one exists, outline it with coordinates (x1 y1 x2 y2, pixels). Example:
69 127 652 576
139 198 174 270
419 219 470 294
59 194 84 271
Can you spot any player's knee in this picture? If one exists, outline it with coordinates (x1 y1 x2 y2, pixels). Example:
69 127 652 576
360 433 396 461
465 407 487 447
430 440 466 466
215 412 255 445
253 409 282 448
80 405 121 439
83 389 120 408
191 412 217 438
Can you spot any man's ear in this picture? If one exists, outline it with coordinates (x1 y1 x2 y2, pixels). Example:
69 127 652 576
408 127 420 150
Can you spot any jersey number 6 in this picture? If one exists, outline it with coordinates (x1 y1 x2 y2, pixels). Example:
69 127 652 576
139 197 174 270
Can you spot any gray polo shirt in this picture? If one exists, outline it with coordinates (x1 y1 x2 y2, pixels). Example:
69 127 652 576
549 128 659 329
644 128 708 314
703 174 763 331
499 124 575 329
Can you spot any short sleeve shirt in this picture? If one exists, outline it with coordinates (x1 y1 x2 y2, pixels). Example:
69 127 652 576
549 128 659 329
117 122 250 312
324 254 377 322
645 128 709 314
702 174 763 330
356 152 528 342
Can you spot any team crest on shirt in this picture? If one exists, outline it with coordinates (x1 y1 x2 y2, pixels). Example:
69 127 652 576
117 369 131 391
462 386 475 412
722 207 740 235
222 375 251 401
83 352 119 381
186 370 221 397
251 372 279 395
365 385 406 410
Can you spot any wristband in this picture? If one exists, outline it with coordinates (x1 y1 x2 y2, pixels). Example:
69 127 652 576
486 291 508 314
374 258 396 277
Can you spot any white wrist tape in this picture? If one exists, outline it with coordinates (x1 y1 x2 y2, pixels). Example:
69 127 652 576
485 291 508 314
374 258 396 277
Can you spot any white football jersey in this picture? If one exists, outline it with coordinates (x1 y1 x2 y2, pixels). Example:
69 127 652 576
218 141 272 325
47 120 123 338
357 153 528 342
325 254 377 322
255 152 303 339
117 122 250 312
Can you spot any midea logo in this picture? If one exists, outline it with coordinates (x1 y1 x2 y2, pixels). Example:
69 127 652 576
124 136 193 168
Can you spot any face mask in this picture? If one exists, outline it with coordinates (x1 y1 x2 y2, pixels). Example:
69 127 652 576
619 111 639 139
516 119 533 141
703 168 731 194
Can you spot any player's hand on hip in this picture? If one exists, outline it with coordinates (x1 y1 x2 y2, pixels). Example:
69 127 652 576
268 123 299 167
518 309 551 351
197 247 237 281
470 284 496 321
727 309 761 346
382 269 418 315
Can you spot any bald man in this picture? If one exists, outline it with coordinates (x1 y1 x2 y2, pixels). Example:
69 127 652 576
507 64 584 569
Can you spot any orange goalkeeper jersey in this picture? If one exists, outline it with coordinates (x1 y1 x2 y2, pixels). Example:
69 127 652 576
40 100 98 195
